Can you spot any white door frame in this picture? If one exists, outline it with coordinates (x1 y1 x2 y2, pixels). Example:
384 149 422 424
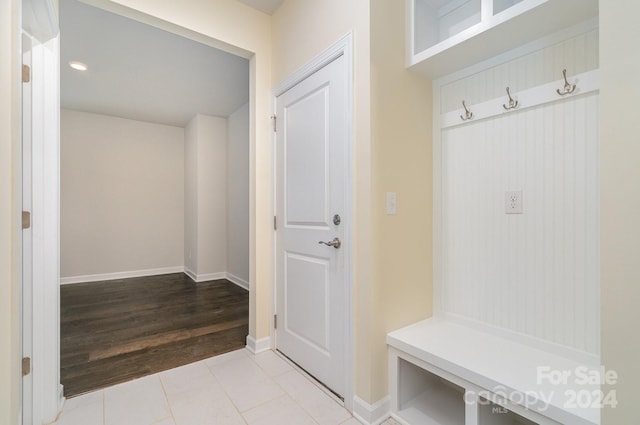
21 0 61 423
21 31 33 425
271 33 354 411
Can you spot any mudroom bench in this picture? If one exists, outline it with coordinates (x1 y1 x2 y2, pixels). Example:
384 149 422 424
387 319 601 425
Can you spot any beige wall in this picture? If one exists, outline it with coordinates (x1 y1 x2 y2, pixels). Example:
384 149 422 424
272 0 432 405
2 2 637 425
272 1 362 83
196 115 227 276
600 1 640 422
60 109 184 278
0 0 20 423
369 0 433 402
227 103 250 284
272 0 376 404
184 115 198 274
184 114 228 277
105 0 272 338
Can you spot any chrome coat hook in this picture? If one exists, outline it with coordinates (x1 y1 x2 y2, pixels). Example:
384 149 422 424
502 87 519 110
556 69 576 96
460 100 473 121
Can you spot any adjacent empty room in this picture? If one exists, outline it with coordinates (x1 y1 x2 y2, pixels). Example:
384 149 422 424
58 0 251 396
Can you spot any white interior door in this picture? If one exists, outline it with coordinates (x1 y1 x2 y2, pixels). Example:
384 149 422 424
275 54 349 398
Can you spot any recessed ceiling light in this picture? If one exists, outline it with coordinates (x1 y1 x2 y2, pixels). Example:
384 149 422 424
69 61 88 71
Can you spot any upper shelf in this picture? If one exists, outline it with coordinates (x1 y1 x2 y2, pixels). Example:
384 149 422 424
407 0 599 78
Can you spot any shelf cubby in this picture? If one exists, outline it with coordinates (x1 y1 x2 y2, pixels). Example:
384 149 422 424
407 0 599 77
413 0 481 56
388 319 600 425
396 357 465 425
492 0 525 16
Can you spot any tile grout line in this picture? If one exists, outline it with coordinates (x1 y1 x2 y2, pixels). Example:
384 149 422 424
267 350 354 423
61 349 359 425
271 349 347 408
244 350 324 425
245 348 291 379
157 374 177 425
205 349 321 424
201 355 250 424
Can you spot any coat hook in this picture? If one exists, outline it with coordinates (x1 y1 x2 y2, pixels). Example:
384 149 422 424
502 87 519 110
556 69 576 96
460 100 473 121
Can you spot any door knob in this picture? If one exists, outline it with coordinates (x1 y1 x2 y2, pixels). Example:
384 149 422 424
318 237 341 249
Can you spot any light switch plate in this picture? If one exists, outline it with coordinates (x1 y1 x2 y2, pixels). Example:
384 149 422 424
386 192 397 215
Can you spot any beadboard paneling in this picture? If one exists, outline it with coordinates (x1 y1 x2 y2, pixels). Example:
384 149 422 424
440 91 600 355
440 29 599 114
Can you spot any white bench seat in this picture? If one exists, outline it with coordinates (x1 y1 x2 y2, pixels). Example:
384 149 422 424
387 318 601 425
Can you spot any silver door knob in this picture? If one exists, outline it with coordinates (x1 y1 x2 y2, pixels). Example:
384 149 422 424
318 237 341 249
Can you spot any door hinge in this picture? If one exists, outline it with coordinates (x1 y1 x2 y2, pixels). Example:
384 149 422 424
22 357 31 377
274 314 277 329
22 211 31 229
22 64 30 83
274 216 277 231
271 115 277 132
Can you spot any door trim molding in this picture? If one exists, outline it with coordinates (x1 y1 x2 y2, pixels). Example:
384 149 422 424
273 33 353 97
21 27 62 424
271 32 354 411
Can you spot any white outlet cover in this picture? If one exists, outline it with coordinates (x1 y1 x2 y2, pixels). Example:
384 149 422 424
386 192 397 215
505 190 523 214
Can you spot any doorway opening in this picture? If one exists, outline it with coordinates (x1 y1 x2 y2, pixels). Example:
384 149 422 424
58 0 251 397
273 35 354 403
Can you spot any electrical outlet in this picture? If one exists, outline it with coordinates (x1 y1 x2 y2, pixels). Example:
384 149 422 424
505 190 523 214
386 192 397 215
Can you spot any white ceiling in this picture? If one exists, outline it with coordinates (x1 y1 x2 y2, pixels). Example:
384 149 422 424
236 0 285 15
60 0 250 127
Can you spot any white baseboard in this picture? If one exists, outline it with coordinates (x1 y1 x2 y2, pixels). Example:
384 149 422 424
60 266 184 285
195 272 226 282
246 335 271 354
352 396 390 425
184 268 228 283
62 268 249 289
184 268 197 282
226 273 249 291
58 384 65 415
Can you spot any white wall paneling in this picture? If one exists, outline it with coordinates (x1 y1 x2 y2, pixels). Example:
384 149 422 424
439 28 598 114
434 30 600 359
441 69 598 128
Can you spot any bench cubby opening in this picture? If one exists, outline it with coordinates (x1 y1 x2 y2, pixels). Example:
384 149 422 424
396 356 465 425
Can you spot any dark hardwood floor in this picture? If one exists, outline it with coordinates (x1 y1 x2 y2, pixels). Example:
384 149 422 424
60 273 249 397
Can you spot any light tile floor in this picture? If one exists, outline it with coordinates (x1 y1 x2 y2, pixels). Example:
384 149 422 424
53 349 400 425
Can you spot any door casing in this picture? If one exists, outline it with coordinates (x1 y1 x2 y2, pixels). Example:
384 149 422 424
271 33 354 411
21 0 61 423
